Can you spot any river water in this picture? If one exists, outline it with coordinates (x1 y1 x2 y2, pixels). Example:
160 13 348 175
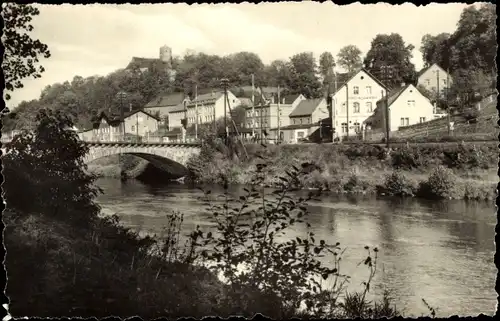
95 178 497 317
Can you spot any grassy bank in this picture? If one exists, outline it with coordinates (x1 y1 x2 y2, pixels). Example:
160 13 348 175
187 141 497 201
86 154 147 178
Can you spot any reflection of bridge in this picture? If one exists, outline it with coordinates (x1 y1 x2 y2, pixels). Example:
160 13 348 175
84 141 201 177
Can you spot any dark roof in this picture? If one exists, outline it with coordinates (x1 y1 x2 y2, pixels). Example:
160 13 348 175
266 93 303 105
144 92 186 108
186 92 224 106
93 109 161 128
126 57 167 70
289 98 325 117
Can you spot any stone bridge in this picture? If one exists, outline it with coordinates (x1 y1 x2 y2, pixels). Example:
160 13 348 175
83 142 201 177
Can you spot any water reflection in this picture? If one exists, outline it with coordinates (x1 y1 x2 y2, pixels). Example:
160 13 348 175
95 178 496 317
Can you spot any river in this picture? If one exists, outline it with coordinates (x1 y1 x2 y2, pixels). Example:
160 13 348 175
95 177 496 317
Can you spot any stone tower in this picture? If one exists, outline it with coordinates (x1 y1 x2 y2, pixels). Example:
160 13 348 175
159 45 172 67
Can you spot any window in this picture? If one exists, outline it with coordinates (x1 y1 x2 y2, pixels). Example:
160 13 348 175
420 117 426 123
400 117 409 126
297 131 305 139
341 123 348 133
353 102 360 113
341 102 346 113
293 119 296 125
426 79 430 86
131 125 135 131
442 79 447 85
354 122 361 133
400 118 405 126
300 118 303 124
366 86 372 95
407 100 415 108
366 102 373 113
353 86 359 95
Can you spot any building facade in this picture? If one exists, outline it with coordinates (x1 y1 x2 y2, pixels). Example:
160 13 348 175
80 110 160 142
331 69 388 139
417 63 453 97
369 84 436 132
185 91 240 126
276 98 329 143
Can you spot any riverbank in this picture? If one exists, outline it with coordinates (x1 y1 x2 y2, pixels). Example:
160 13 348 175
187 142 498 201
86 154 146 178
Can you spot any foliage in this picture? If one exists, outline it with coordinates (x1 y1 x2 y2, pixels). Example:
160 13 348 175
381 171 416 197
3 109 101 227
319 51 336 88
364 33 418 88
417 166 458 199
288 52 323 98
391 146 428 170
336 45 363 74
420 33 452 69
192 158 391 318
2 3 51 100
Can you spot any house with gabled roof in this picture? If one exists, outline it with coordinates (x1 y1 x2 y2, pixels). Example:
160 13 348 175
271 97 329 143
417 63 453 97
364 83 435 133
81 109 160 142
330 68 388 139
185 90 240 128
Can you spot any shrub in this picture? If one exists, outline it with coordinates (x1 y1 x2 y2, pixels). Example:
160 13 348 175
391 146 428 169
417 166 458 199
381 171 416 197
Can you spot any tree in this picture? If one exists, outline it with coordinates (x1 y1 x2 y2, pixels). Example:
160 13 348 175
319 52 336 87
2 3 51 100
420 33 452 69
336 45 362 74
3 109 101 227
288 52 322 98
263 59 292 87
228 52 265 86
364 33 417 88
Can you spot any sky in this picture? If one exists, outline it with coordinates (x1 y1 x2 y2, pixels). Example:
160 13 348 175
6 1 471 109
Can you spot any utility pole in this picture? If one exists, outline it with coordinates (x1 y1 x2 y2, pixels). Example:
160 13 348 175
277 85 281 144
136 112 139 142
195 84 198 141
332 67 337 142
221 78 229 145
116 91 127 141
260 99 264 144
436 69 440 113
251 74 255 137
446 69 451 136
345 83 349 141
379 65 393 148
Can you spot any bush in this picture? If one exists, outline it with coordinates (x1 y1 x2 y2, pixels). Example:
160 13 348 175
417 166 458 199
391 146 428 169
381 171 416 197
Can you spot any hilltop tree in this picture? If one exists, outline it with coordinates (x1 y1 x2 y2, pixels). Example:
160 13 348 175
420 33 452 69
2 3 51 100
364 33 417 88
262 59 292 87
336 45 363 74
288 52 322 98
319 52 336 88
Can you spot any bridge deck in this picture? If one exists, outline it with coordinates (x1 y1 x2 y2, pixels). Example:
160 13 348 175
83 141 201 147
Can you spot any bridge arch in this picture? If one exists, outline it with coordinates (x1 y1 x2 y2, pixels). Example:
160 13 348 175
83 143 201 178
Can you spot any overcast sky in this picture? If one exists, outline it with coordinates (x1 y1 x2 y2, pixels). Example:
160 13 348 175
7 2 470 108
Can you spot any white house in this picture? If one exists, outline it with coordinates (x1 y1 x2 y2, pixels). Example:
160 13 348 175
417 63 453 97
330 68 388 138
185 91 241 126
368 84 436 132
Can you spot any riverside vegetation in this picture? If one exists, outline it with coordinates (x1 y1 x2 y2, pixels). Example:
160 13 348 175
186 134 498 201
3 109 443 318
